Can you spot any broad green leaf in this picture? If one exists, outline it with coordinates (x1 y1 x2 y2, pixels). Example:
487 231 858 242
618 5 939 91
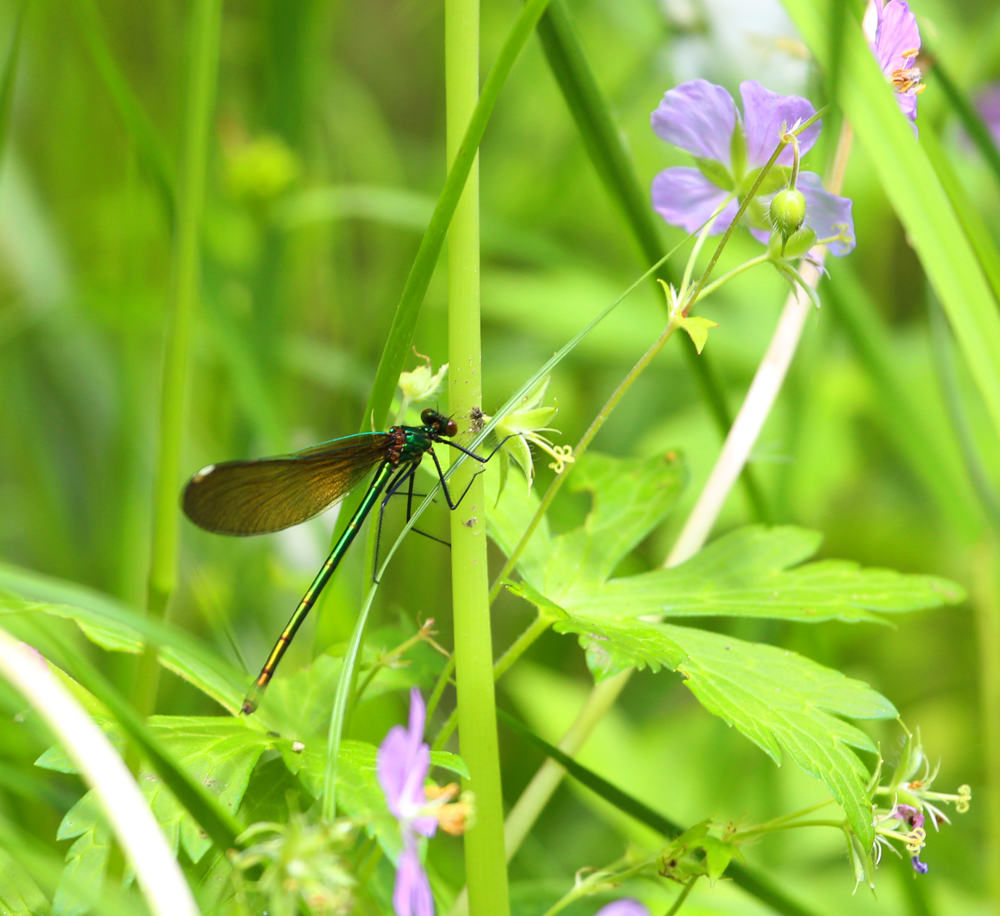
54 794 108 916
551 615 891 847
780 0 1000 446
487 451 685 594
41 717 271 865
0 845 51 916
559 526 963 625
0 575 245 713
290 739 399 852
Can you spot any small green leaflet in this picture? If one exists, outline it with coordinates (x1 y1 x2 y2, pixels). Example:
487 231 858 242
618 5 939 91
0 846 50 916
490 451 964 848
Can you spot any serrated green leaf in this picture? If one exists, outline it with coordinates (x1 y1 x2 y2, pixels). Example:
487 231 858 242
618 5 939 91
45 717 270 866
551 615 890 847
53 818 109 916
0 846 50 916
484 462 553 588
0 587 243 713
560 526 963 625
539 452 686 590
290 739 399 853
143 717 270 862
429 750 468 780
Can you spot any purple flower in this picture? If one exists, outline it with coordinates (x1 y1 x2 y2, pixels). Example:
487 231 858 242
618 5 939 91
378 688 437 916
650 79 855 256
976 83 1000 149
594 900 651 916
869 1 924 128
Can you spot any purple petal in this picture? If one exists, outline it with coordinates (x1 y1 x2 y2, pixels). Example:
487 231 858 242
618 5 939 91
911 855 930 874
594 900 651 916
378 689 431 817
651 167 738 235
740 81 821 168
797 172 855 256
976 83 1000 148
651 80 737 168
393 842 435 916
873 1 921 76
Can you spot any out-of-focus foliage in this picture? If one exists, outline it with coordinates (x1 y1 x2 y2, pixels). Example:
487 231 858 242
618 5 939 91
0 0 997 914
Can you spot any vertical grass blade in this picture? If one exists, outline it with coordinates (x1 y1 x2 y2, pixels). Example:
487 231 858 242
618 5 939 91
0 0 27 165
140 0 222 715
70 0 176 220
781 0 1000 448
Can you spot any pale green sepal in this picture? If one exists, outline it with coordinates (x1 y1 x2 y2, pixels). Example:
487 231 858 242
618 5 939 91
694 156 734 191
677 315 719 354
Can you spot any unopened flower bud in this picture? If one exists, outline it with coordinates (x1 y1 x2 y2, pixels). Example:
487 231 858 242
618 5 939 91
770 188 807 240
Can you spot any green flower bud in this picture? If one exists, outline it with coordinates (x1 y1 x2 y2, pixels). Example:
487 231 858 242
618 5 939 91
769 187 807 240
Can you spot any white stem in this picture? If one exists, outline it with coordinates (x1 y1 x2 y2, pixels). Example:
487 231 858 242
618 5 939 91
666 258 821 566
0 629 199 916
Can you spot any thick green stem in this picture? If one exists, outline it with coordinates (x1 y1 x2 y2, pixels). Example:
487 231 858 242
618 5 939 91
445 1 510 914
137 0 221 719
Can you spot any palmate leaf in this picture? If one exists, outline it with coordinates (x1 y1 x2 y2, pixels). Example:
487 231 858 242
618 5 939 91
560 526 963 624
493 452 964 848
0 588 244 713
552 616 891 847
39 717 271 881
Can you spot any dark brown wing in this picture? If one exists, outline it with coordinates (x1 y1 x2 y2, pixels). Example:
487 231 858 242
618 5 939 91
182 433 393 535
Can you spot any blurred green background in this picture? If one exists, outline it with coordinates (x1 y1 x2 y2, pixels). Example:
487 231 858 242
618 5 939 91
1 0 998 913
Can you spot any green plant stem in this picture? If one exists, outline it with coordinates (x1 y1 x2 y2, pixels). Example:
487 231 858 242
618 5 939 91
694 254 771 302
361 0 554 436
664 878 697 916
315 0 554 655
138 0 222 719
488 314 681 602
445 1 510 914
730 819 844 842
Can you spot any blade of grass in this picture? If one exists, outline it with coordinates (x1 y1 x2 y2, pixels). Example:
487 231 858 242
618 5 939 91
781 0 1000 449
0 626 201 916
141 0 222 717
69 0 176 220
928 53 1000 193
532 0 768 521
0 0 28 165
824 261 983 538
918 124 1000 306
